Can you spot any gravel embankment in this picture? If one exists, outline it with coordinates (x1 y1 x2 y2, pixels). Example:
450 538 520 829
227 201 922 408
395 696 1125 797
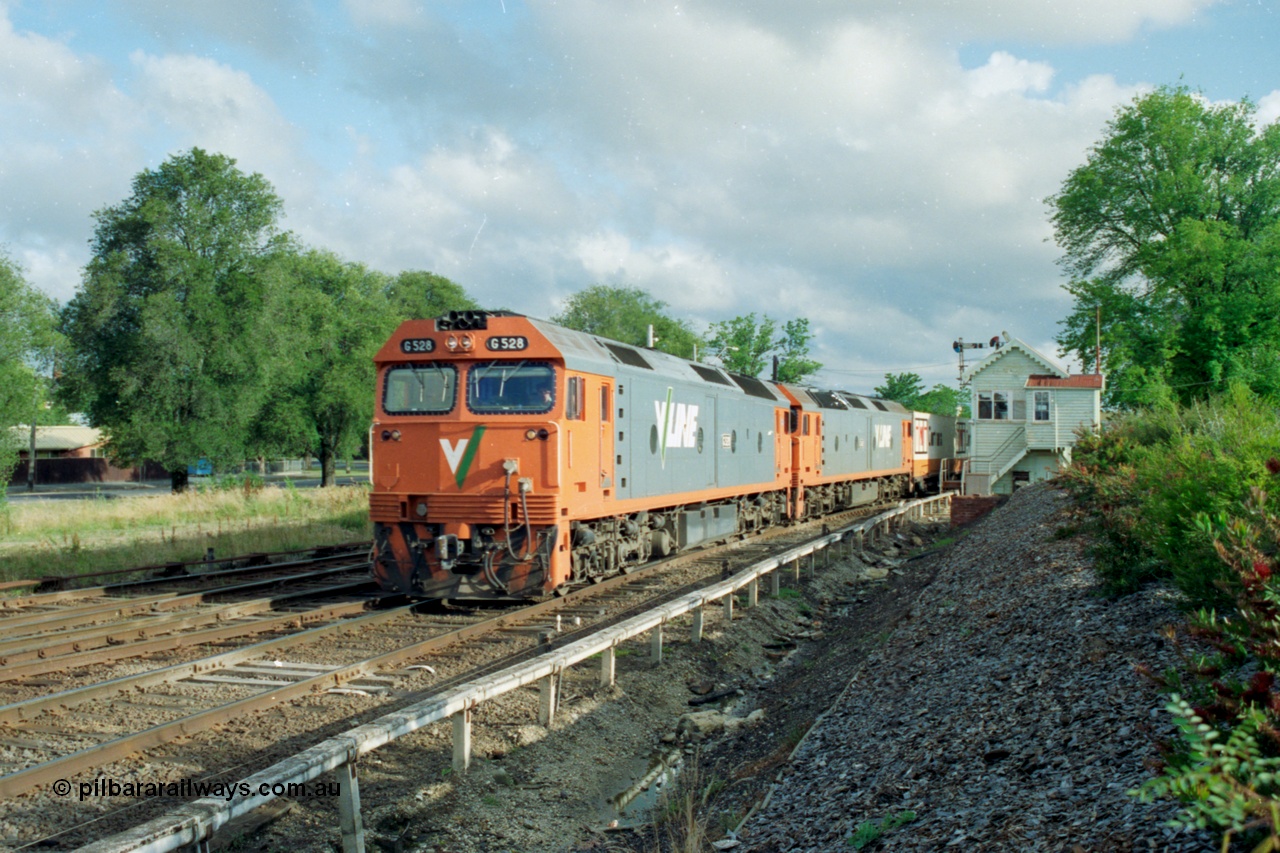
740 484 1215 852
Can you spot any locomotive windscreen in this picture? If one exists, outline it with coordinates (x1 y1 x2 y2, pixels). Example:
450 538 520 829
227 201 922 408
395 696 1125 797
384 364 457 414
467 361 556 413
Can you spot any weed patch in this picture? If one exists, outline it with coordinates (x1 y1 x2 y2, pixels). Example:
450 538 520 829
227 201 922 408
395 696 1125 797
848 810 917 849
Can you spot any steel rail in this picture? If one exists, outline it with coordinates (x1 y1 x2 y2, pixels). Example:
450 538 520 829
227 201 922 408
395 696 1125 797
0 579 376 661
0 554 674 798
77 493 953 853
0 562 371 636
0 511 823 799
0 586 384 680
0 541 372 599
0 548 370 611
0 594 408 729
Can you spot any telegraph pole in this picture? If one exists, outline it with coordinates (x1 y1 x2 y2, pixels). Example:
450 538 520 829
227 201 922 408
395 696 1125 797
27 379 37 492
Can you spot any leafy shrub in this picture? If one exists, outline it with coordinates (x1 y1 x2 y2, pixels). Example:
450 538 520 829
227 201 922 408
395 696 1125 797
1138 483 1280 847
1064 385 1280 603
1059 419 1164 592
1138 697 1280 849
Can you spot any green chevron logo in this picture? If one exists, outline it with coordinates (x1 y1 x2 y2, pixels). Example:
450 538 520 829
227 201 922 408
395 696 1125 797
440 425 486 488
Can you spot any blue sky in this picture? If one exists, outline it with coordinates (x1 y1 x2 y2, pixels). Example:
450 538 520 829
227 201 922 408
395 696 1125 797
2 0 1277 390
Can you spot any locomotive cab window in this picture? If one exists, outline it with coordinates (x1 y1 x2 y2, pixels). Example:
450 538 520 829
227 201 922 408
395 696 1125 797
566 377 585 420
467 361 555 413
383 363 457 414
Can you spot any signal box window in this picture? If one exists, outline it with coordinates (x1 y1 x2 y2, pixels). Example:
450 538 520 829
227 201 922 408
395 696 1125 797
384 364 457 414
468 362 556 413
1033 390 1051 421
977 391 1010 420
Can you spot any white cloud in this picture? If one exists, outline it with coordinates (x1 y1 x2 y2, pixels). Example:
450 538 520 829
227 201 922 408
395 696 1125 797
1258 91 1280 128
0 0 1244 387
966 52 1055 98
131 52 299 173
691 0 1223 45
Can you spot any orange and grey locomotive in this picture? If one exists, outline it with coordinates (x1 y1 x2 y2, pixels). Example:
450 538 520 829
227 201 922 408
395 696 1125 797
369 311 940 600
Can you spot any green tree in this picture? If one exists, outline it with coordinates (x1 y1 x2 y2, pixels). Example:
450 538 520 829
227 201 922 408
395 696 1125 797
916 384 969 418
706 313 776 376
705 314 822 383
551 285 702 358
0 251 59 496
260 250 398 486
60 148 291 491
1049 86 1280 407
873 372 967 416
774 318 823 383
874 372 925 406
388 270 478 321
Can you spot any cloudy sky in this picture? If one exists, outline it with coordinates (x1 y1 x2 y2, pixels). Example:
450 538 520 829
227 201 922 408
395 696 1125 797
2 0 1277 391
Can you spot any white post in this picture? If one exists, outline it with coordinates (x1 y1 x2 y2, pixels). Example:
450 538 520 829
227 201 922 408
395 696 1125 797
691 606 704 643
747 578 758 608
650 623 663 664
337 759 366 853
539 673 558 727
452 708 472 774
600 646 616 687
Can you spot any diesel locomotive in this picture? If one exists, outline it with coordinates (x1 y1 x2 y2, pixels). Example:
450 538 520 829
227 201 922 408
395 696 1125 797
369 310 956 599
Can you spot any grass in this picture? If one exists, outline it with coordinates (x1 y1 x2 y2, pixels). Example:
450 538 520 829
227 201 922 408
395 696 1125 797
848 810 917 849
650 756 721 853
0 484 371 583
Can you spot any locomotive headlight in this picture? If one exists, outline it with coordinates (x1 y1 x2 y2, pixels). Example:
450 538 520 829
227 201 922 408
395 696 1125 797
446 335 459 351
461 335 474 351
525 429 538 440
391 429 401 441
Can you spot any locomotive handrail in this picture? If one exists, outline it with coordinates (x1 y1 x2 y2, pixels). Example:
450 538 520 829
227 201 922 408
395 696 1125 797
79 492 953 853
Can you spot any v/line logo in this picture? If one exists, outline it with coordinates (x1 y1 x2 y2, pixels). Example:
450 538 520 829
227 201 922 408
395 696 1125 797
655 388 698 467
440 425 487 488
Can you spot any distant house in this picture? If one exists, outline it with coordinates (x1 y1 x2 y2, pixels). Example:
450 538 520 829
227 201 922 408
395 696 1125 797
959 339 1103 496
7 426 164 485
13 425 108 460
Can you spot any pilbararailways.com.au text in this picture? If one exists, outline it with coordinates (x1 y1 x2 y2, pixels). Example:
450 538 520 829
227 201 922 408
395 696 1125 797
52 776 341 802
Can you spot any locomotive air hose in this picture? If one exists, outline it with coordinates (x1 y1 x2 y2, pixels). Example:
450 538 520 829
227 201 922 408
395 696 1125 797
502 472 537 563
482 549 508 594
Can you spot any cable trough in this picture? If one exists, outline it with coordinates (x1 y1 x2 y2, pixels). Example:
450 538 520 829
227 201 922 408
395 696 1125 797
77 493 951 853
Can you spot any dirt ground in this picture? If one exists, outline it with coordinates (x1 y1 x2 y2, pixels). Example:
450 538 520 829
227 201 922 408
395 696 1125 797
223 515 954 853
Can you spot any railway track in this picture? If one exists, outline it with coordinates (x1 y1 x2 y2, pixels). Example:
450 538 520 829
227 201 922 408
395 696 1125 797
0 501 919 849
0 542 370 599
